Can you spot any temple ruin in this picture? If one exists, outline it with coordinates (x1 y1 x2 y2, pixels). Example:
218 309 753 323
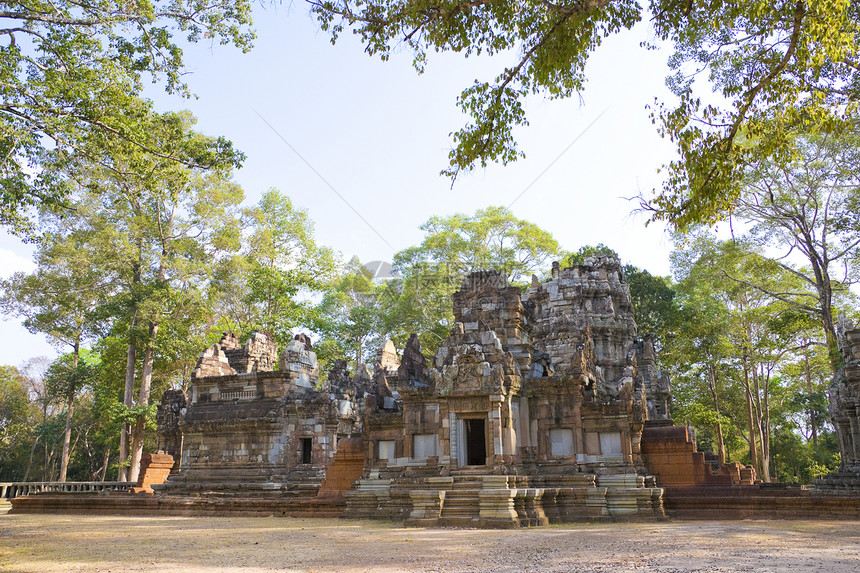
150 256 716 524
816 315 860 491
156 331 361 498
14 256 860 521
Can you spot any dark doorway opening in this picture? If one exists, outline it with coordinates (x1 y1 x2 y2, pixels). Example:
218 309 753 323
465 418 487 466
300 437 313 464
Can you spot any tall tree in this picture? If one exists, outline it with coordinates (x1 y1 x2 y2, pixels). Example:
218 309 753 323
396 206 559 284
0 0 254 235
670 235 840 480
315 257 384 367
44 110 245 481
310 1 860 228
42 350 100 481
385 206 559 355
624 266 678 347
210 189 337 346
724 129 860 369
0 365 35 480
0 229 106 481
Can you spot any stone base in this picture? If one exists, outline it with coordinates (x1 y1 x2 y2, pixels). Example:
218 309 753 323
131 453 175 494
663 484 860 519
10 483 860 522
813 468 860 494
347 471 665 528
9 492 347 518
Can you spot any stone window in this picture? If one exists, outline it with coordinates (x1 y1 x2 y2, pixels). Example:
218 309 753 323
549 428 574 457
378 440 395 461
300 437 313 464
599 432 622 456
413 434 438 459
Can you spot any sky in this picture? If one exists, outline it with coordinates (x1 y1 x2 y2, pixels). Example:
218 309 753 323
0 4 680 367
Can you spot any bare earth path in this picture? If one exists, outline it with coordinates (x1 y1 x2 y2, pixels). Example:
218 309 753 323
1 515 858 573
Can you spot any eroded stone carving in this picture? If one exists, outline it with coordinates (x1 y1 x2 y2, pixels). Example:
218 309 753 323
817 315 860 490
159 257 704 525
156 330 359 498
347 259 673 526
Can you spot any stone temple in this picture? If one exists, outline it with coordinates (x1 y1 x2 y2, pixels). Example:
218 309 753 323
14 257 860 521
151 255 746 525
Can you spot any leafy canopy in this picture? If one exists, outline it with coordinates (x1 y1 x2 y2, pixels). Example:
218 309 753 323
0 1 254 234
310 1 860 229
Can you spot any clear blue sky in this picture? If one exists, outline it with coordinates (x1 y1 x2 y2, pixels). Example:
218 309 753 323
0 5 679 367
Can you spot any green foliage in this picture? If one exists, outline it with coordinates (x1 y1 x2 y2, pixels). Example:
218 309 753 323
561 244 619 268
0 366 35 480
664 233 844 480
0 226 107 352
0 1 254 235
314 257 385 367
383 206 559 356
312 1 640 179
43 349 100 401
210 188 338 348
378 265 458 358
395 206 559 284
647 0 860 230
624 266 679 345
311 1 859 228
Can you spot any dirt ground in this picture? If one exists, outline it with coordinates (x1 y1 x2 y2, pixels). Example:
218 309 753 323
0 514 858 573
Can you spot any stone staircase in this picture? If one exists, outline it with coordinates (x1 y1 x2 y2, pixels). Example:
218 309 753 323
345 469 665 528
153 465 324 499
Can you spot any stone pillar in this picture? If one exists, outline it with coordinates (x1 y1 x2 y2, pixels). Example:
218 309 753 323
490 396 503 457
132 453 175 494
478 476 519 527
406 490 446 526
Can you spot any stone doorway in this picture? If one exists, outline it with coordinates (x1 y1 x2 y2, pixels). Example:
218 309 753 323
300 438 313 464
464 418 487 466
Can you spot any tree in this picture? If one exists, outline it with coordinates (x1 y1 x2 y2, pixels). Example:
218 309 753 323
310 1 859 228
724 129 860 370
315 257 385 367
0 0 254 235
0 229 106 481
43 350 100 480
625 266 678 346
41 111 245 482
395 206 559 284
669 235 841 480
385 206 559 355
0 365 35 480
210 188 338 346
667 275 736 464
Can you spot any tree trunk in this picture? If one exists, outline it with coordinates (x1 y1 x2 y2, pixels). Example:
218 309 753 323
118 334 137 482
99 449 110 482
808 249 839 372
708 364 727 464
119 254 142 482
753 364 771 482
58 343 80 482
741 349 760 475
22 436 39 482
805 352 818 447
761 363 772 482
129 321 159 483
